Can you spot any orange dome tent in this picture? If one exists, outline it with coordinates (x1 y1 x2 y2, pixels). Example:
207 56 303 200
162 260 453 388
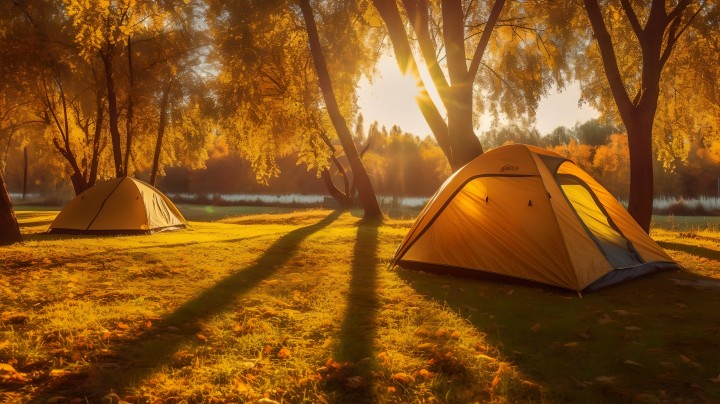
49 177 187 235
392 144 676 292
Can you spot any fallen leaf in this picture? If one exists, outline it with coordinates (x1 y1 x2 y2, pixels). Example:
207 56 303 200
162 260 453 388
475 353 497 362
196 333 207 342
116 323 129 330
623 360 642 367
0 363 27 383
595 375 615 383
234 377 251 392
278 348 291 359
450 330 461 339
49 369 70 378
387 386 396 393
392 372 415 384
563 341 579 347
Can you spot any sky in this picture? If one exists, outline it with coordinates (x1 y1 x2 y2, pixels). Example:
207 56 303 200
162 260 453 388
356 55 599 138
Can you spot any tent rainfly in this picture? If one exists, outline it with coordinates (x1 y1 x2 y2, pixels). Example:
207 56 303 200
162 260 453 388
49 177 187 234
392 144 677 292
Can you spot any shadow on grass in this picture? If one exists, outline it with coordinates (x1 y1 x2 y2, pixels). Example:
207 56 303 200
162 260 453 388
33 210 342 401
396 267 720 402
1 234 279 275
658 240 720 262
321 221 380 402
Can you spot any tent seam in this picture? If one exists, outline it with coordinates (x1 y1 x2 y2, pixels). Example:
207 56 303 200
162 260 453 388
85 178 127 231
530 153 584 290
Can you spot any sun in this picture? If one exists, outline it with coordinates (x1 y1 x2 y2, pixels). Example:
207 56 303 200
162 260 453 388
357 54 443 137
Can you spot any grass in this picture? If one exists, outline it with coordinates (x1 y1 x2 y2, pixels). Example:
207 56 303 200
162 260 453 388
0 209 718 403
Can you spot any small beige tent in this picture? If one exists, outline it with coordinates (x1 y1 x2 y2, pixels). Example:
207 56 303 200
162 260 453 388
49 177 187 234
392 144 676 291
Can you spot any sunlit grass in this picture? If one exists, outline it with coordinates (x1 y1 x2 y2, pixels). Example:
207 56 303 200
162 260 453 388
0 210 718 402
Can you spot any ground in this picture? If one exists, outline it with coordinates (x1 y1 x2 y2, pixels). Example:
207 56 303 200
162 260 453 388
1 208 719 403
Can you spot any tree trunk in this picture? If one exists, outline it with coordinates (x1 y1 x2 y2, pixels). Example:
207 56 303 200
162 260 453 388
298 0 382 221
0 170 21 245
88 94 105 188
445 85 483 170
123 37 134 176
150 80 173 186
101 51 124 178
321 169 353 207
22 146 27 200
626 117 654 232
581 0 690 233
46 80 88 195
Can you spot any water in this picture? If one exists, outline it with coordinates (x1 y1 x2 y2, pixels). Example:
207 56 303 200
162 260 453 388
166 193 430 208
8 193 43 202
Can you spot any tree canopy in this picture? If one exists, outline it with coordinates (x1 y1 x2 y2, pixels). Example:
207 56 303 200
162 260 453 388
0 0 719 237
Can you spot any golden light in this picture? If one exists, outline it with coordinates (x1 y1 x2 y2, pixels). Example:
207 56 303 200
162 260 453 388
357 54 443 136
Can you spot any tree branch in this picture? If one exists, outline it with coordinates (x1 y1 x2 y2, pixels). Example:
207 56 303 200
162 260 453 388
582 0 634 117
619 0 643 41
467 0 506 82
442 0 469 83
660 0 704 68
667 0 693 23
401 0 449 93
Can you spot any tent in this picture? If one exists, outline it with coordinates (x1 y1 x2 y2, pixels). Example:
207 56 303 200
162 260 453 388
49 177 187 234
392 144 676 292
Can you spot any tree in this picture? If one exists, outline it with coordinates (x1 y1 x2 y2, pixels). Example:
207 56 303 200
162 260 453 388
543 126 574 147
372 0 557 170
63 0 201 179
36 62 107 194
481 124 541 149
593 133 631 198
208 0 383 217
298 0 382 220
579 0 710 232
574 118 619 146
0 170 21 245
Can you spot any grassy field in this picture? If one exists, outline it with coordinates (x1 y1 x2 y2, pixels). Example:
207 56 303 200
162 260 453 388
1 209 719 403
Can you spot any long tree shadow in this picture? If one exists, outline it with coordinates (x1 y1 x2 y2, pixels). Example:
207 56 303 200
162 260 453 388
396 267 720 402
658 240 720 262
321 221 380 402
34 210 342 401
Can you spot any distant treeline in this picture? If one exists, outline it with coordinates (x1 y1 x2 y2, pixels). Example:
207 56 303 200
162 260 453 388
5 118 719 203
